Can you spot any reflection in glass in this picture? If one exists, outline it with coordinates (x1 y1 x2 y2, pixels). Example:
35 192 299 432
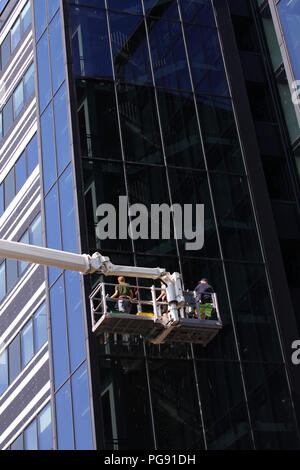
24 420 38 450
59 166 77 253
30 213 42 246
71 363 93 450
34 0 47 40
4 167 15 208
13 81 24 118
278 0 300 82
56 381 74 449
1 34 10 69
144 0 180 20
3 97 13 136
179 0 216 26
45 184 61 250
0 349 8 395
11 18 21 51
65 270 85 371
19 231 29 274
38 403 52 450
8 335 21 384
21 1 32 33
27 133 39 175
37 30 52 112
49 11 64 94
41 103 56 194
54 84 71 174
24 63 35 102
34 302 47 351
6 258 18 291
108 0 143 14
21 320 34 367
16 152 26 192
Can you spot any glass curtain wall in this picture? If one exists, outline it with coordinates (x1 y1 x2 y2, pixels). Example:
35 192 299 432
67 0 300 449
32 0 93 450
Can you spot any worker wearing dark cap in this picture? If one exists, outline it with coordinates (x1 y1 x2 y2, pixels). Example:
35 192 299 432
194 278 214 319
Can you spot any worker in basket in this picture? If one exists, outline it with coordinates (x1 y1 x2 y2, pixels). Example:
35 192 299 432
194 278 214 319
110 276 134 314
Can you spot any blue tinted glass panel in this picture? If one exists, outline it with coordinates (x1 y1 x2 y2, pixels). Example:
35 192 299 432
49 11 64 93
54 84 71 173
107 0 142 13
47 0 60 20
6 258 18 291
41 104 56 193
13 81 24 118
179 0 215 25
34 0 47 40
65 271 85 371
19 230 29 274
184 24 229 95
278 0 300 82
109 12 152 85
37 31 51 112
3 96 13 135
38 403 52 450
1 34 10 69
0 113 2 141
58 167 77 253
24 63 35 102
144 0 180 19
21 320 34 368
8 335 21 383
27 134 39 175
30 214 42 246
24 420 38 450
0 349 8 395
11 18 21 51
69 6 113 78
34 302 47 351
4 167 15 208
16 152 26 192
21 1 32 33
147 18 191 90
0 184 3 217
49 276 69 389
45 184 61 250
56 381 74 450
11 434 24 450
71 363 93 450
0 262 5 302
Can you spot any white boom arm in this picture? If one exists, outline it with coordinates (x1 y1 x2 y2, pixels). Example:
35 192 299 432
0 239 184 321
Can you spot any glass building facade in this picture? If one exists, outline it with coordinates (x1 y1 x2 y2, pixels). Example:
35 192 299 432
1 0 300 451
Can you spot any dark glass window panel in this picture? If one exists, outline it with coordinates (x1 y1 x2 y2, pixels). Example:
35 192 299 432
8 334 21 383
6 258 18 291
37 30 51 113
196 95 245 173
11 434 24 450
47 0 60 21
0 349 8 395
109 12 152 85
69 6 113 78
71 363 93 450
4 167 15 208
76 79 122 160
246 81 275 122
45 184 61 250
13 81 24 118
41 103 56 194
30 214 42 246
82 159 130 252
38 403 52 450
225 262 282 362
244 363 300 450
49 11 64 94
210 174 263 262
0 184 3 217
49 276 69 389
58 166 77 253
34 0 47 40
125 163 177 254
196 361 253 449
24 420 38 450
147 17 191 90
65 271 85 370
0 262 5 302
148 359 204 449
19 231 29 274
157 89 205 168
262 156 293 200
21 1 32 33
54 84 71 174
34 302 47 351
144 0 180 20
16 152 26 193
99 357 155 450
168 168 220 258
24 63 35 102
56 381 74 450
27 133 39 175
11 18 21 52
107 0 143 14
21 320 34 368
179 0 215 25
3 96 13 136
232 15 260 53
1 33 10 69
67 0 105 6
117 84 163 164
184 24 229 96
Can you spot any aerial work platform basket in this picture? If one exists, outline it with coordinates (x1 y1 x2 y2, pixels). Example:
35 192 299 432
90 283 222 346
